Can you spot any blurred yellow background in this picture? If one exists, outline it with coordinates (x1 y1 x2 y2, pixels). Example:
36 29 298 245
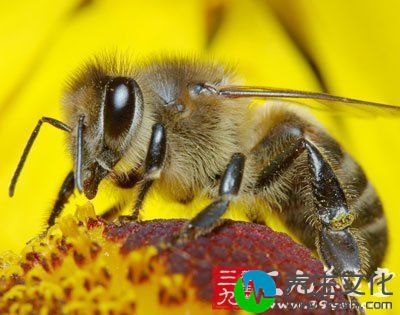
0 0 399 313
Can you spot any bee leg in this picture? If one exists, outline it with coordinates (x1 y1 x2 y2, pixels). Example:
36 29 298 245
113 169 141 189
252 121 367 307
101 170 140 222
101 201 129 221
318 227 361 275
128 123 166 221
9 117 72 198
256 130 363 276
46 171 74 228
175 153 246 242
318 226 365 314
305 141 363 276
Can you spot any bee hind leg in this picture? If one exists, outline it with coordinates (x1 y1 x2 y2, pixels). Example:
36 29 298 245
305 141 365 276
317 226 366 313
305 140 367 314
256 132 364 307
317 227 362 275
254 128 365 276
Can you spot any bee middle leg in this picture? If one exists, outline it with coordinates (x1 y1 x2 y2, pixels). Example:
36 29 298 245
175 153 246 242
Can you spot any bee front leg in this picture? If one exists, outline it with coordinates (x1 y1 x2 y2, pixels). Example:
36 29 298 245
102 169 141 221
175 153 246 242
46 170 75 228
101 202 129 222
128 123 166 221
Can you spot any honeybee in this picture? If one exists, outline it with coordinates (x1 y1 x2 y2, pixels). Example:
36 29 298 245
9 56 400 280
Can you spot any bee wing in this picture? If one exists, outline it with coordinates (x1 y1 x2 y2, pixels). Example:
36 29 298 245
217 85 400 118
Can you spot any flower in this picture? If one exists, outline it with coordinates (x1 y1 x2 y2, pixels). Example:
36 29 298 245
0 0 399 313
0 204 353 314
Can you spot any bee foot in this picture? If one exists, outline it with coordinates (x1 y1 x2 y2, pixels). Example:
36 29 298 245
318 226 362 276
116 215 139 225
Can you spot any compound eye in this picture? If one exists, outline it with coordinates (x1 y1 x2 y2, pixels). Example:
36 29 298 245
104 77 139 139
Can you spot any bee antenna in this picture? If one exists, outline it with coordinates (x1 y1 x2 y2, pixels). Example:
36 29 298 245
74 115 85 193
9 117 72 197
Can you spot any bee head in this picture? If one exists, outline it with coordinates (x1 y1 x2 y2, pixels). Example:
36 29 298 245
63 63 145 199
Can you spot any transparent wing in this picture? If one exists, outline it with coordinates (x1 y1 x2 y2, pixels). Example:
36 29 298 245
217 85 400 118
